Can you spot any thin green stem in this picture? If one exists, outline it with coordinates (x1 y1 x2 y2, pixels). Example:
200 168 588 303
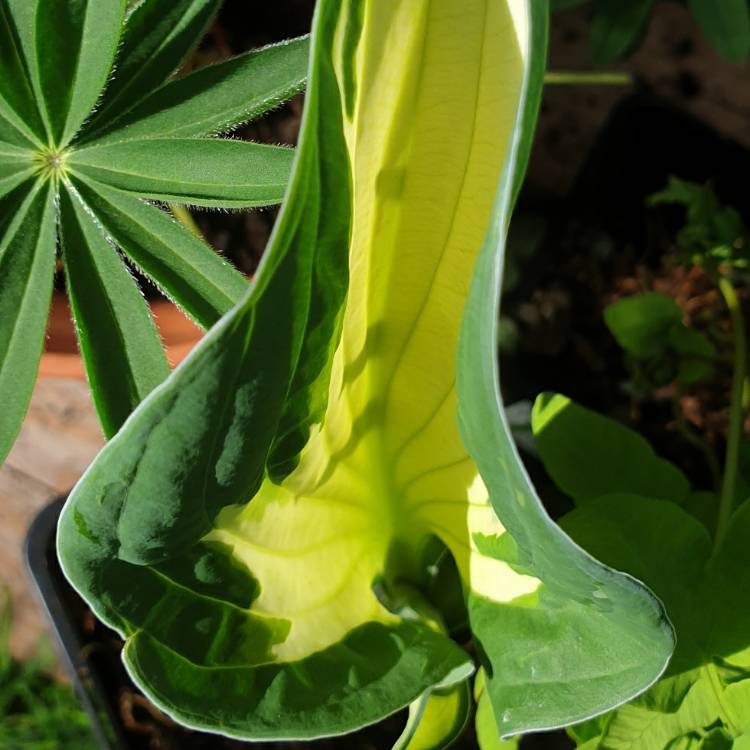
704 663 739 734
672 393 722 494
715 276 747 549
170 204 203 239
544 71 632 86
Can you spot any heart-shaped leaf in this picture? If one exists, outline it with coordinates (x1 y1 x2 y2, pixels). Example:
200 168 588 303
58 0 673 742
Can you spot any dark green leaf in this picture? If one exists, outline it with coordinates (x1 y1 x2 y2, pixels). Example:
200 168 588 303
59 183 170 438
532 392 690 505
0 111 34 149
34 0 126 145
82 0 221 134
88 36 310 143
669 324 716 385
683 490 719 537
590 0 655 64
124 624 469 741
69 138 293 208
4 0 35 62
702 728 735 750
649 175 714 212
689 0 750 63
3 0 39 119
0 181 56 464
649 177 748 268
0 153 34 199
605 292 717 388
0 0 44 144
72 177 247 329
560 495 709 651
604 292 683 359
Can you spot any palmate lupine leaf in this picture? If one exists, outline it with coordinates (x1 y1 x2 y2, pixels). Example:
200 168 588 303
0 182 56 463
59 184 170 437
0 0 308 463
69 138 294 208
59 0 673 745
4 0 37 87
33 0 127 145
82 0 222 135
71 178 248 329
0 0 44 145
0 153 34 198
86 36 309 143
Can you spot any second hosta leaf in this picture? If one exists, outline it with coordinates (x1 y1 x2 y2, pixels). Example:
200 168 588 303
58 0 673 744
0 0 309 459
535 393 750 748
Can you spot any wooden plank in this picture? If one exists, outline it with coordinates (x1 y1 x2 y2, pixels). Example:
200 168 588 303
0 378 103 662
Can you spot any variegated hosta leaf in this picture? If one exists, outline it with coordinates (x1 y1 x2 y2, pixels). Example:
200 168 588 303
58 0 673 742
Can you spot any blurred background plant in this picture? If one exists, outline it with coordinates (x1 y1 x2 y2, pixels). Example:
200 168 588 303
0 592 95 750
552 0 750 64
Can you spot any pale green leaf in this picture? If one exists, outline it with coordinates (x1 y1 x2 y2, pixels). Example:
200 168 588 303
69 138 293 208
532 393 690 505
393 681 471 750
89 36 310 144
34 0 126 145
599 681 721 750
0 181 56 464
590 0 655 64
71 176 247 329
475 671 518 750
59 182 170 438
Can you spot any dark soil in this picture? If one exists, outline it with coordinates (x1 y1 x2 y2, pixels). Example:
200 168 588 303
502 94 750 502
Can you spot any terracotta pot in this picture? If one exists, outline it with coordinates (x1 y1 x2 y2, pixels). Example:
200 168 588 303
40 291 203 379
